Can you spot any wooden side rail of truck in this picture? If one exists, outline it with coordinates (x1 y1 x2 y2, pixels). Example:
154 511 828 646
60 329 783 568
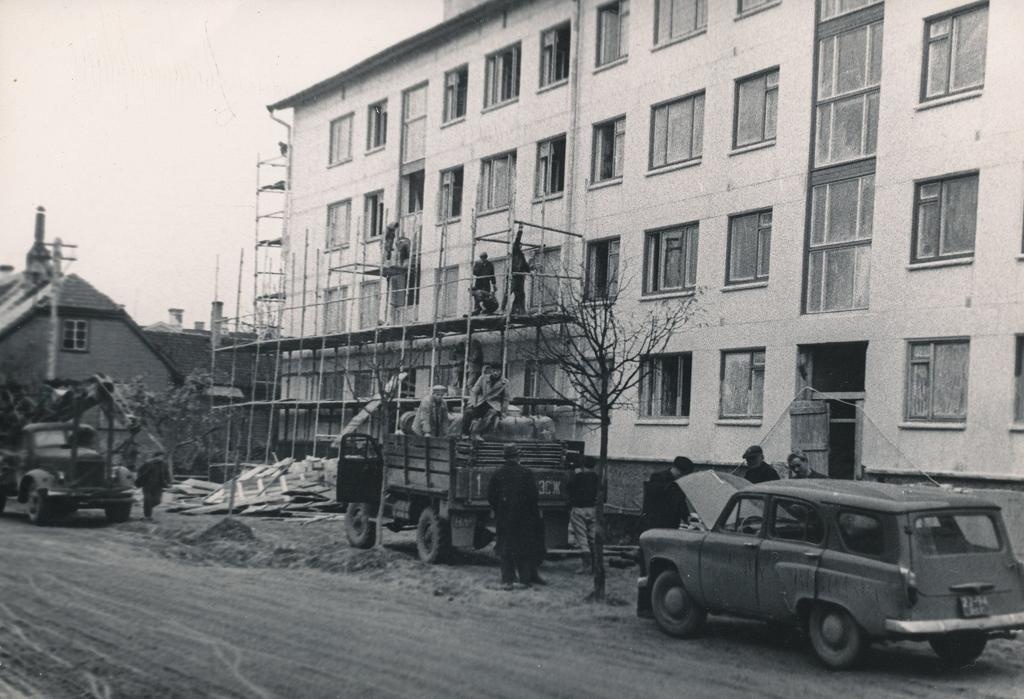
337 433 571 563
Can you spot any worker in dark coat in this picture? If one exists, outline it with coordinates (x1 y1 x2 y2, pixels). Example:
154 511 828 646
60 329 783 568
742 445 780 483
487 444 540 590
135 453 169 520
504 226 531 315
471 251 497 315
640 456 693 532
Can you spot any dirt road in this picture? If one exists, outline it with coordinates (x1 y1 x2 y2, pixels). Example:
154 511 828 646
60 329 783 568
0 508 1020 699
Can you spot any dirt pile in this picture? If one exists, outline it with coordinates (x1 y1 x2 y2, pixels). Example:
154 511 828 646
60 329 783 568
189 517 257 545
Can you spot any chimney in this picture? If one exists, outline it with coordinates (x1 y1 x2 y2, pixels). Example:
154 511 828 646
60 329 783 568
168 308 184 328
25 206 53 284
210 300 224 348
193 321 205 331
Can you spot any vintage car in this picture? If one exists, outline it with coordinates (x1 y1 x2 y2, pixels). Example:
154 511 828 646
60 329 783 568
637 478 1024 669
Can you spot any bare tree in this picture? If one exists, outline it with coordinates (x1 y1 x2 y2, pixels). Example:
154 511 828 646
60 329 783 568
527 266 701 601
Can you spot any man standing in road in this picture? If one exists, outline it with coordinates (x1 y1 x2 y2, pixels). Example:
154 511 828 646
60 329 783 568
135 452 169 521
742 445 780 484
567 455 599 574
487 444 540 590
787 451 826 479
413 385 451 437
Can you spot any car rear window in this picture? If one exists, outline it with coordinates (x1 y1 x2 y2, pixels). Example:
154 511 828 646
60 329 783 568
837 511 885 556
912 513 1001 556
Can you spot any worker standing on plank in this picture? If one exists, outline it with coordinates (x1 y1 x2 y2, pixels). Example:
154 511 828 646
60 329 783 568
135 452 169 521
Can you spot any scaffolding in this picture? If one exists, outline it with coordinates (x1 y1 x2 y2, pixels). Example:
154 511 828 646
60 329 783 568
213 150 583 463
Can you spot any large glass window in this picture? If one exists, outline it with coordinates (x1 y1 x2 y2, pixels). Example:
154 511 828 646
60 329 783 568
727 210 771 284
436 265 461 319
439 166 463 221
540 23 571 87
650 93 704 169
364 191 385 240
655 0 706 44
536 135 566 198
640 353 692 418
443 65 468 122
913 513 1000 555
597 1 629 66
907 339 969 422
401 85 427 163
329 114 353 165
366 101 387 151
359 281 381 329
323 286 348 334
815 21 882 166
593 116 625 182
481 151 516 211
720 349 765 418
734 69 778 149
326 199 351 249
923 4 988 101
484 44 521 108
586 237 620 299
806 174 873 313
644 224 698 294
912 173 978 263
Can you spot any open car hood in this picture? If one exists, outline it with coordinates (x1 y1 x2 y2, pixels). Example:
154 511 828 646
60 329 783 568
675 470 748 529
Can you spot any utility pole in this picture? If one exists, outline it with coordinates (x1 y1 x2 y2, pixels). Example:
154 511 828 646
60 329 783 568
46 238 63 381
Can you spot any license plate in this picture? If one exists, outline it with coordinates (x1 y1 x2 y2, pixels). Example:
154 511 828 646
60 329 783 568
536 479 562 497
959 594 990 618
451 513 476 530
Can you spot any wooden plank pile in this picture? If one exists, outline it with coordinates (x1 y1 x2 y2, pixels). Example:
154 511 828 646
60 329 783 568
166 457 343 518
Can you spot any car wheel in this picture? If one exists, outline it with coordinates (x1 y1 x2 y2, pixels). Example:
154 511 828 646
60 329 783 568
651 570 706 638
104 502 132 523
930 633 987 667
416 506 451 564
26 482 51 526
809 604 865 670
345 502 377 549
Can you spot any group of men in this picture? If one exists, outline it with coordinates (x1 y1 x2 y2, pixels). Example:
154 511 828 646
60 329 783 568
412 363 511 441
471 227 532 316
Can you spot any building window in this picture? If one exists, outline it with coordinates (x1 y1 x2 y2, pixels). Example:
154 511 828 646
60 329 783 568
592 116 625 183
529 247 561 310
364 191 385 239
443 65 468 122
912 173 978 263
596 1 629 66
366 101 387 151
328 114 353 165
436 265 461 319
540 23 571 87
481 151 516 212
906 339 969 421
439 166 463 221
734 69 778 149
815 20 882 166
922 4 988 101
727 210 772 284
535 135 566 198
326 200 351 249
61 319 88 352
484 43 521 108
650 92 704 169
640 353 692 418
644 224 698 294
402 85 427 163
721 349 765 418
359 280 381 329
323 286 348 334
738 0 774 13
806 174 873 313
585 237 620 299
819 0 882 21
655 0 706 45
1015 336 1024 423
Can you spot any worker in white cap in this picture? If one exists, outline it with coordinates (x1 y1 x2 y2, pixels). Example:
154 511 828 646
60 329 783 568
413 385 451 437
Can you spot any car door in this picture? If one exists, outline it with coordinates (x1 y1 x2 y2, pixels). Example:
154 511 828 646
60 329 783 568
700 494 766 615
758 497 825 621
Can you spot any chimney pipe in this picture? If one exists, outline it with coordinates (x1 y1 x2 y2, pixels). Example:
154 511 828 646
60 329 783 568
34 206 46 244
194 321 205 331
210 300 224 348
168 308 184 328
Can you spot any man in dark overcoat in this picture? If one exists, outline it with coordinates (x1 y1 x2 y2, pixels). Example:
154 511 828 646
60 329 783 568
487 443 540 590
135 453 169 521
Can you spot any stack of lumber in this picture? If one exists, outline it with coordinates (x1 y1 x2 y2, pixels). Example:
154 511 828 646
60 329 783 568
166 457 343 518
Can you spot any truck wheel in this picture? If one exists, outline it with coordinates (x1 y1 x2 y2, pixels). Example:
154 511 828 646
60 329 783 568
416 506 451 564
651 570 706 638
345 502 377 549
930 633 987 667
26 482 50 526
104 503 132 523
809 603 865 670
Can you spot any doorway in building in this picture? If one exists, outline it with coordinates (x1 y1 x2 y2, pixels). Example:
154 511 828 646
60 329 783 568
793 342 867 479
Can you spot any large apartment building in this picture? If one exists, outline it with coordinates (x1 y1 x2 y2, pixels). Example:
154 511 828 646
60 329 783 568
263 0 1024 485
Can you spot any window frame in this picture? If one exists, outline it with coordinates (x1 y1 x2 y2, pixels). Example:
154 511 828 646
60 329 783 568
326 199 352 249
363 190 385 240
726 209 772 285
484 43 522 109
438 166 464 222
715 494 767 536
366 100 388 152
910 171 979 264
648 91 705 171
596 0 630 67
639 351 693 418
323 285 349 334
818 0 883 21
836 509 889 559
905 338 970 422
733 67 779 149
592 115 626 183
401 83 428 164
61 319 88 353
920 2 988 103
585 236 621 300
443 65 469 123
643 223 699 295
719 348 766 419
535 134 567 198
654 0 707 46
769 497 826 545
480 150 517 213
328 113 354 166
539 22 571 88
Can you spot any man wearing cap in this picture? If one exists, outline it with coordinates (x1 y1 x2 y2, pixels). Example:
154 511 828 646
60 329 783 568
742 445 780 484
463 364 510 439
413 385 451 438
135 452 170 521
641 456 694 532
487 444 541 589
471 251 496 315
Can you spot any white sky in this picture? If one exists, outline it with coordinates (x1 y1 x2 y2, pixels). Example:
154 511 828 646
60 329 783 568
0 0 442 326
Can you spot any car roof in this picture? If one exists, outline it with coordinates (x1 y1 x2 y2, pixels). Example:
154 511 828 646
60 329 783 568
743 479 999 513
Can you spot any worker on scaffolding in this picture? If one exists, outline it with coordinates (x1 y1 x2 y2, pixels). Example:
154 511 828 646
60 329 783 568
463 364 510 439
503 226 531 316
471 251 497 315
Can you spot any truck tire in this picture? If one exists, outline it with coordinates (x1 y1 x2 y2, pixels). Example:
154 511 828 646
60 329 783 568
345 502 377 549
26 482 51 526
416 506 451 564
105 502 132 523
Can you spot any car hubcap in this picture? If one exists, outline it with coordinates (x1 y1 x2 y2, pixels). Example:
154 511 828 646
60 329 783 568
821 613 847 647
663 587 685 617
